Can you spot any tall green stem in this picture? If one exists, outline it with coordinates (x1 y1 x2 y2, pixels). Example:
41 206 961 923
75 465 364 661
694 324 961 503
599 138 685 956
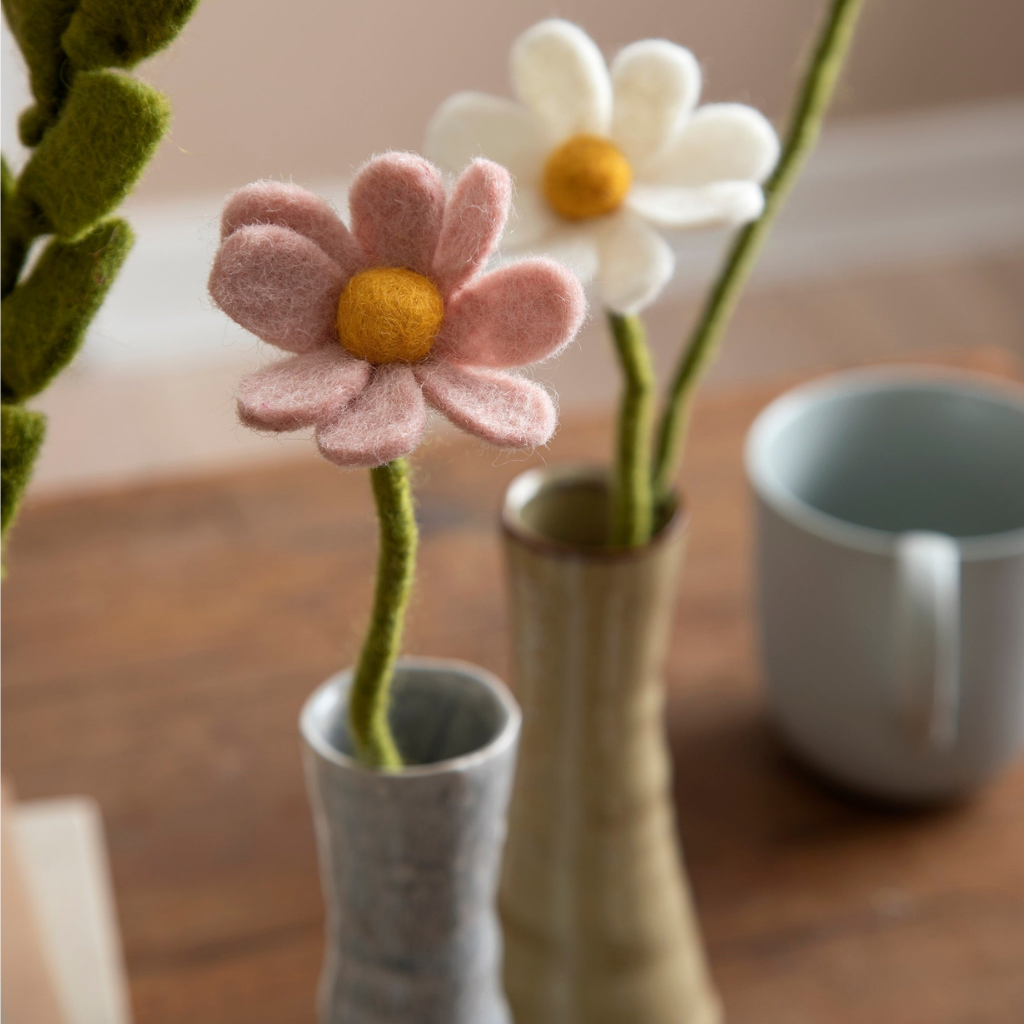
608 311 655 547
651 0 864 505
349 458 418 769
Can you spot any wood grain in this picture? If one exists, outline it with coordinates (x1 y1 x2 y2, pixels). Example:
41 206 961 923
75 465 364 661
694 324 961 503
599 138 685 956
3 349 1023 1023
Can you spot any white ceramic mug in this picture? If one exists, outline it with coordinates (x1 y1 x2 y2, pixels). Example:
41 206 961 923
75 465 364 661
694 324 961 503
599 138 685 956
746 368 1024 802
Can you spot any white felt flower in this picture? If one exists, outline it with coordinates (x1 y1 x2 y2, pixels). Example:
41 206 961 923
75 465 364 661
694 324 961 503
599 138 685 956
426 19 779 314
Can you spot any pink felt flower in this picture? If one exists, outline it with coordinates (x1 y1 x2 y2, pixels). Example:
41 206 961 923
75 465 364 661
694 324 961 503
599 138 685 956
209 153 587 468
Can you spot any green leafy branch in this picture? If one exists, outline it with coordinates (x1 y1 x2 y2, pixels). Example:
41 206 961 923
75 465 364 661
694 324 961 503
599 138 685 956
1 0 198 546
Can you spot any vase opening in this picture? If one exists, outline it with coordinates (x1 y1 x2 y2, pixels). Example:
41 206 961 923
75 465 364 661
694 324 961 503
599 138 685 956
303 660 518 770
504 464 681 553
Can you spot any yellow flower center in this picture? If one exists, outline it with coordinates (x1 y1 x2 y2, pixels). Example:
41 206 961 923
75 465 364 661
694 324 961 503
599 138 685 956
336 267 445 364
542 134 632 221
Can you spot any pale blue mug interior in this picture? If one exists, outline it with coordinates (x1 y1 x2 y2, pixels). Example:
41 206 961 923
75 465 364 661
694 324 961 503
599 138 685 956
765 381 1024 539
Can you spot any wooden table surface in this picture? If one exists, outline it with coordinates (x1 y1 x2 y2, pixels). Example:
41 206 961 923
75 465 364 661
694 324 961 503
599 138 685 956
4 349 1024 1024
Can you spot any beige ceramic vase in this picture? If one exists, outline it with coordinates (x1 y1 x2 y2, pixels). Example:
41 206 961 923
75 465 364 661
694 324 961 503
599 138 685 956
499 465 721 1024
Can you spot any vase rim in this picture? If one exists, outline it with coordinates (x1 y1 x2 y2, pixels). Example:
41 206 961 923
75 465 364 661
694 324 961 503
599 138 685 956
501 463 689 560
300 656 521 778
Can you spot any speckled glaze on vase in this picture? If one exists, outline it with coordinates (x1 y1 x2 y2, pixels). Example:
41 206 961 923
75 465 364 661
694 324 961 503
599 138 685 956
499 466 721 1024
300 658 520 1024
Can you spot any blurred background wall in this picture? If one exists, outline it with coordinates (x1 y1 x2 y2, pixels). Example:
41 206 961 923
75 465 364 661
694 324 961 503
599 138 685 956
22 0 1024 201
3 0 1024 491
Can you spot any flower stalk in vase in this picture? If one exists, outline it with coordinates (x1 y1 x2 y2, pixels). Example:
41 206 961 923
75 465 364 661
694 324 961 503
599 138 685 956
209 155 585 767
607 310 655 546
349 458 417 768
427 0 865 547
651 0 865 512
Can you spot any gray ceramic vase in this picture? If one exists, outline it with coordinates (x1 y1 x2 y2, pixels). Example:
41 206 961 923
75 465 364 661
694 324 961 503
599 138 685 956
499 465 721 1024
300 657 521 1024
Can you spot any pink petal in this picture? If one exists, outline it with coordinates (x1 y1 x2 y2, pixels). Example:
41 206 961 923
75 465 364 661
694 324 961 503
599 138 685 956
434 258 586 369
348 153 446 276
432 159 511 295
316 364 426 468
209 225 343 354
236 349 371 432
220 180 365 277
416 362 556 448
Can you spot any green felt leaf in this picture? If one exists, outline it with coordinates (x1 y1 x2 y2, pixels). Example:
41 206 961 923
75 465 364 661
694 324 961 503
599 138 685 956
2 156 50 299
1 156 22 297
1 403 46 538
63 0 199 72
1 155 15 204
1 0 80 144
18 70 169 240
2 218 133 401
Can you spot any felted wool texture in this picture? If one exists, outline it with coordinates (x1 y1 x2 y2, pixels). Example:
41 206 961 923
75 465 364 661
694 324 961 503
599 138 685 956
2 0 80 145
436 257 586 369
220 181 366 278
2 218 134 401
628 181 764 230
337 268 444 365
416 362 556 449
348 153 445 277
18 69 170 241
645 104 780 187
511 19 611 140
596 213 674 315
236 350 371 433
212 153 589 468
1 403 46 538
431 159 511 296
348 456 417 768
543 134 632 221
61 0 200 73
1 157 37 299
424 92 549 184
425 19 780 313
316 364 427 469
609 40 700 166
208 225 345 354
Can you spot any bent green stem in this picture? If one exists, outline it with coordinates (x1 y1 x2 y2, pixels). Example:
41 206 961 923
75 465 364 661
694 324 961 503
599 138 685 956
349 457 418 769
608 311 655 547
651 0 865 507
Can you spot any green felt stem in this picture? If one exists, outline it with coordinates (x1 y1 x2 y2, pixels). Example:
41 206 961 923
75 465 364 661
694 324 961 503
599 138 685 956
348 459 419 770
19 70 170 241
62 0 201 73
1 403 46 541
608 311 655 547
650 0 864 508
1 158 27 299
3 218 134 401
2 0 79 145
1 0 198 561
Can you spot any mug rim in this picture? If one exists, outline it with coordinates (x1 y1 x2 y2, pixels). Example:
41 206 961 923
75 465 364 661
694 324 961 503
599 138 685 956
745 366 1024 561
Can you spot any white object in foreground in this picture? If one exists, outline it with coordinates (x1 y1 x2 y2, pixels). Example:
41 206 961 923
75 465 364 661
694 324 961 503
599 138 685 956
8 797 133 1024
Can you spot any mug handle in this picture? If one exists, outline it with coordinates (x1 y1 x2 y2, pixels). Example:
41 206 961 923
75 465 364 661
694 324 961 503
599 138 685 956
894 532 961 749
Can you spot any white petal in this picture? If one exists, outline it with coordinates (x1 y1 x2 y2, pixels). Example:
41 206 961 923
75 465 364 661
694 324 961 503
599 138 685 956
526 224 601 285
628 181 764 229
424 91 548 181
596 212 675 314
645 103 780 186
504 185 560 249
611 40 701 167
511 19 612 142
